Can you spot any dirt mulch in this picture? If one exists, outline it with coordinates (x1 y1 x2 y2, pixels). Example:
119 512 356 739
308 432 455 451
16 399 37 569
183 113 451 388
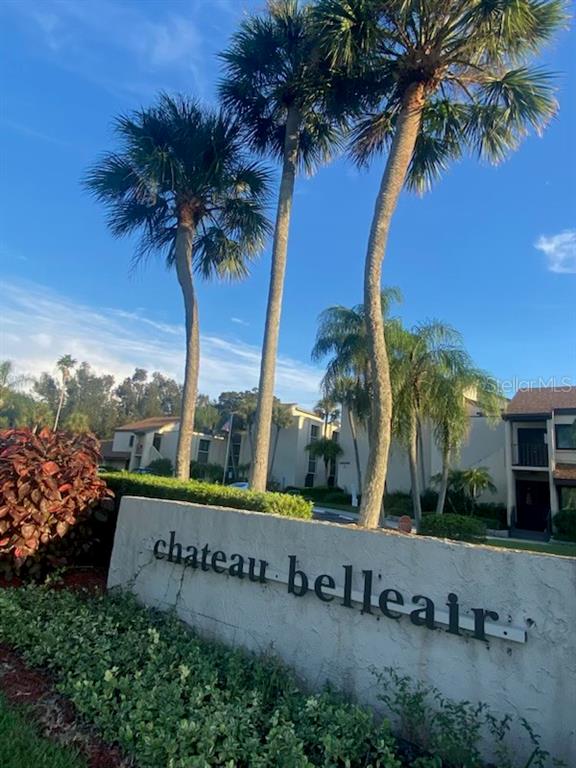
0 567 132 768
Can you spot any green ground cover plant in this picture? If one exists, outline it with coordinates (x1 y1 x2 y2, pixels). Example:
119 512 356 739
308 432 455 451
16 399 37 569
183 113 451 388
0 693 86 768
102 471 312 519
0 587 563 768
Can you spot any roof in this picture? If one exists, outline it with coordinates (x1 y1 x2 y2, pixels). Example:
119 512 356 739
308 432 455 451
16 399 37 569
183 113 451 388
553 464 576 482
505 387 576 417
115 416 179 432
99 439 131 460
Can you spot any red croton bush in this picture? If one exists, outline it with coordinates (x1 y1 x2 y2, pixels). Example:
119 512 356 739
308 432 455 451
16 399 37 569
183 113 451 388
0 427 112 576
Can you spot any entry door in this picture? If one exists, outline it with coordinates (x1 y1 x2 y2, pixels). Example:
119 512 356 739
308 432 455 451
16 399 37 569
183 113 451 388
515 480 550 532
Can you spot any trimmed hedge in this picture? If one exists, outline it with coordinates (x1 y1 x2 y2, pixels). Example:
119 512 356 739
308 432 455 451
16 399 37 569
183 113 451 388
553 509 576 542
420 514 487 543
101 472 313 519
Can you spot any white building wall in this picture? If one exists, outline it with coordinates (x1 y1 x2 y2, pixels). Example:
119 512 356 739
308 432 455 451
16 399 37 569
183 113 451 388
112 431 133 453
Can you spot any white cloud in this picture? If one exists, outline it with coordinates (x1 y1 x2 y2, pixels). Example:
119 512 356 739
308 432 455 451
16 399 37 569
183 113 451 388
231 317 249 326
0 280 321 406
535 230 576 274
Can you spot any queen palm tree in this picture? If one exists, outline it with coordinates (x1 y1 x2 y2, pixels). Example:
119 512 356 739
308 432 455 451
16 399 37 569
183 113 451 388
219 0 343 492
432 368 503 514
53 354 76 431
316 0 563 528
314 395 340 437
85 95 270 479
391 321 481 530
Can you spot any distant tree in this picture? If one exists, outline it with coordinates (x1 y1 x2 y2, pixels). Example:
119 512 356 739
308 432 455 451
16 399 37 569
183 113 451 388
147 457 174 477
53 354 76 430
306 437 343 485
269 402 294 482
65 412 91 434
314 396 340 437
195 394 219 433
86 95 270 479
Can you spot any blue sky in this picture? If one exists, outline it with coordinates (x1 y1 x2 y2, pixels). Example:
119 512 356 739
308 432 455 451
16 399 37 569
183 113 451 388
1 0 575 406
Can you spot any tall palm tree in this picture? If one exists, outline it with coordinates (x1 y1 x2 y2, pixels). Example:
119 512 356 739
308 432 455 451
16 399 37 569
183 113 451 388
53 354 76 431
316 0 563 528
86 95 270 479
219 0 342 492
391 321 478 530
432 369 503 515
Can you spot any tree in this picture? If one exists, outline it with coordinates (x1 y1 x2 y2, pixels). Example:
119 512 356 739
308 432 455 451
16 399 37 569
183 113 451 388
220 0 341 492
306 437 343 485
53 355 77 430
326 375 369 500
432 371 503 515
269 402 294 482
314 396 340 437
195 394 219 433
0 362 52 430
316 0 562 528
435 467 497 514
390 321 478 530
86 95 270 479
65 412 91 434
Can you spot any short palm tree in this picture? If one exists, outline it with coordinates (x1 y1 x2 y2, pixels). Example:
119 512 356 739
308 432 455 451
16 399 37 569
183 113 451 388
219 0 342 492
269 401 294 482
54 354 76 431
85 95 270 479
391 321 478 530
315 0 563 528
432 369 503 514
306 436 344 485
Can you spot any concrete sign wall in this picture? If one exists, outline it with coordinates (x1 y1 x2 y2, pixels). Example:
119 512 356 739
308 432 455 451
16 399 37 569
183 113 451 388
108 497 576 763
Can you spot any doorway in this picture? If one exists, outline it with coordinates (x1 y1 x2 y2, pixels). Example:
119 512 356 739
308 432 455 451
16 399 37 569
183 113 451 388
515 479 550 532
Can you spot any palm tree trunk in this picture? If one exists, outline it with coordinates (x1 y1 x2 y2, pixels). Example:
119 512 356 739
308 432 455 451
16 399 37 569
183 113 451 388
250 106 300 492
268 426 281 483
408 418 423 530
53 387 66 431
348 407 363 498
359 83 426 529
174 212 199 481
436 450 450 514
417 417 427 490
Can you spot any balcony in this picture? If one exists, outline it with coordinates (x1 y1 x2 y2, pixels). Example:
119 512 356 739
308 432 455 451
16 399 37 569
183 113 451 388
512 442 549 468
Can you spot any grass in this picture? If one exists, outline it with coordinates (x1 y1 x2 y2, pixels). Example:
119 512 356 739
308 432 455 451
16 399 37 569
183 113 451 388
0 693 86 768
486 539 576 557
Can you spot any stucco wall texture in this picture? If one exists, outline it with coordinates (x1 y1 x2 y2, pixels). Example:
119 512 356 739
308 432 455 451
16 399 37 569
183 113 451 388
108 497 576 764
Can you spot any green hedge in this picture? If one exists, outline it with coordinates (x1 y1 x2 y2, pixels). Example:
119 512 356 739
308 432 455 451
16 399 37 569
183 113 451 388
420 514 487 543
101 472 312 519
0 588 401 768
553 509 576 542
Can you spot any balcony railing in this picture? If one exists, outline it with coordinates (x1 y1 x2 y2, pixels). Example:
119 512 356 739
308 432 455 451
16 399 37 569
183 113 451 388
512 442 549 467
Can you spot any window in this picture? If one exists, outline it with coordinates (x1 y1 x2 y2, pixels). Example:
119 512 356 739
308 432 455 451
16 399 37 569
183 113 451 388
153 433 162 452
307 424 319 475
197 439 210 465
129 435 134 447
556 421 576 450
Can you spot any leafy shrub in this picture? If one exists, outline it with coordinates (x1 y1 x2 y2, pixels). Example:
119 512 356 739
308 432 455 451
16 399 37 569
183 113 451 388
420 514 486 543
385 492 413 517
420 488 438 512
323 490 353 505
101 472 312 519
553 509 576 542
0 587 401 768
0 428 112 577
473 503 507 530
146 457 173 476
189 460 224 483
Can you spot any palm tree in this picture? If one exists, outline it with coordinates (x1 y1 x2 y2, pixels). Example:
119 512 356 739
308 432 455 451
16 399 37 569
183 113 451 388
53 354 76 430
314 395 340 437
327 374 369 499
391 321 480 530
85 95 270 479
432 370 503 515
306 437 344 485
316 0 563 528
437 467 497 513
268 402 294 482
219 0 342 492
